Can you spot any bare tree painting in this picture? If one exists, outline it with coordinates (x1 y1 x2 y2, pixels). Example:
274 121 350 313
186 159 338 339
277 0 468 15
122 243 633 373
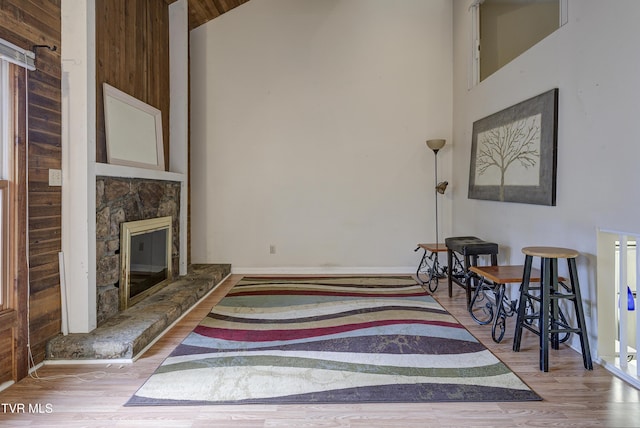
474 113 541 201
468 88 558 206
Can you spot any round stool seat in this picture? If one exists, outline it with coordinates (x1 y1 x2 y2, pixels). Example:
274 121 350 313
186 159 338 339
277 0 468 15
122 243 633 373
522 246 579 259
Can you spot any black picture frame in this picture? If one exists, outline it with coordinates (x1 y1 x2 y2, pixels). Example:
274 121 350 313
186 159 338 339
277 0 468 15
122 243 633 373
468 88 558 206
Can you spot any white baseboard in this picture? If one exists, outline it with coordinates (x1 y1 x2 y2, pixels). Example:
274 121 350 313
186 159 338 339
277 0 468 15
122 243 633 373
599 356 640 390
0 380 14 393
232 267 416 275
44 358 133 366
29 361 45 372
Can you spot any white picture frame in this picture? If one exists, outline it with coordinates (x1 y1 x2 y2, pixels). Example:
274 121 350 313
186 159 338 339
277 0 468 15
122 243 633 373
103 82 165 170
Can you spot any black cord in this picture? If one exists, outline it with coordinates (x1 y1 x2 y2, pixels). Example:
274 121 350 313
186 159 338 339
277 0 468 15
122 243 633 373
31 44 57 54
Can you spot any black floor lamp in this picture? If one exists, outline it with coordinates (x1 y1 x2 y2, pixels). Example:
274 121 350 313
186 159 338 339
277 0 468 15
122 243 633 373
426 139 448 273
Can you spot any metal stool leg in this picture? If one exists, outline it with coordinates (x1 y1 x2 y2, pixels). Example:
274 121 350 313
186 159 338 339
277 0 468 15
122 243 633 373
540 257 552 372
491 284 508 343
513 255 533 352
415 247 427 284
464 255 474 308
550 258 561 351
447 249 453 298
568 257 593 370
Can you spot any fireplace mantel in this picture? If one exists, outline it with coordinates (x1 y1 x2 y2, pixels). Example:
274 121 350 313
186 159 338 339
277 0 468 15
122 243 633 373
95 162 185 182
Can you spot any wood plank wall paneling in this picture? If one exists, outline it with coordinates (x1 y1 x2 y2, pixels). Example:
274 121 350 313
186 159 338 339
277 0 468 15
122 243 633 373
0 0 61 377
0 329 14 382
96 0 171 169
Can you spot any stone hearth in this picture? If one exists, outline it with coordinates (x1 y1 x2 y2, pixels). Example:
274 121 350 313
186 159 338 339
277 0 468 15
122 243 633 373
46 264 230 360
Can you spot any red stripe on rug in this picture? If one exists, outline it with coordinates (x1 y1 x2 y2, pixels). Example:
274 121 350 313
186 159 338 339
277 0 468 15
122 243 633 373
226 290 429 298
193 319 464 342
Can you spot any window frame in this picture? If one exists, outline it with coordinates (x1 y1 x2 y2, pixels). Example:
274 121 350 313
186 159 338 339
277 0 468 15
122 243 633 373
469 0 568 87
0 59 11 311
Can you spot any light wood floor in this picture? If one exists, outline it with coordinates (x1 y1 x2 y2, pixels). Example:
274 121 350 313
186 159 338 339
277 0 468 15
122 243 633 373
0 274 638 427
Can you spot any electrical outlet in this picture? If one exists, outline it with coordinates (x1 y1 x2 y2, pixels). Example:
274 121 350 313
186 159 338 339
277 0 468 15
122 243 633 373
49 169 62 186
269 245 276 254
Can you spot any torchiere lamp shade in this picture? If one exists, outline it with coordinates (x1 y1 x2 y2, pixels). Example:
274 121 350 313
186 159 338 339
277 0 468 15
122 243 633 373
426 139 446 152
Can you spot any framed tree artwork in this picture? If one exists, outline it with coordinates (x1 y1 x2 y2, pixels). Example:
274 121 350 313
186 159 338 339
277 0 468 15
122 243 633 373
468 88 558 206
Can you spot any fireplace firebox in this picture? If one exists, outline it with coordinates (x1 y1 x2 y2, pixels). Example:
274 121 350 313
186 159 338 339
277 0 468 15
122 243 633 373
119 216 173 310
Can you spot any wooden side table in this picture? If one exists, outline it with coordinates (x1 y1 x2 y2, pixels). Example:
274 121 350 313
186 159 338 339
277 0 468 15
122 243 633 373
414 243 448 292
469 265 567 343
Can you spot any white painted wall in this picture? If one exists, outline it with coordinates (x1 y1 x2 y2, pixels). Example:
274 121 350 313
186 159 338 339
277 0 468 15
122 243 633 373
452 0 640 354
190 0 453 273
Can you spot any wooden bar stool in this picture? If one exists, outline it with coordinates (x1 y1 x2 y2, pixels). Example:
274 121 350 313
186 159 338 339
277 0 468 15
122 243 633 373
512 246 593 372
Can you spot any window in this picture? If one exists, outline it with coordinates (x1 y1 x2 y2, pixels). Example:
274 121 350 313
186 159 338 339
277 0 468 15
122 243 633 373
470 0 568 85
0 38 33 311
0 59 11 310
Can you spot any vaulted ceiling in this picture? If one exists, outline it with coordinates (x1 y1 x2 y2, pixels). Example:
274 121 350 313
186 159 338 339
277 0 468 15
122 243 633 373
181 0 251 30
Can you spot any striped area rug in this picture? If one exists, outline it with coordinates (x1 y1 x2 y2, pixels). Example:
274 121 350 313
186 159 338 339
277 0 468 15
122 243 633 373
127 276 540 405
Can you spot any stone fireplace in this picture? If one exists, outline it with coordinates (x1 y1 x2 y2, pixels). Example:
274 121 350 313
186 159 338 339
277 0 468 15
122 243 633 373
96 177 180 325
46 167 232 361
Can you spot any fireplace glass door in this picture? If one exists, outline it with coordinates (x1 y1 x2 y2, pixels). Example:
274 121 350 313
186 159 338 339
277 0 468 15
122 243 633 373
120 216 172 309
